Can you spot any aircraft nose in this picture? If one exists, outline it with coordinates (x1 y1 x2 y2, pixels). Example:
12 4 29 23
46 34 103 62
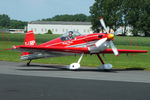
107 33 114 40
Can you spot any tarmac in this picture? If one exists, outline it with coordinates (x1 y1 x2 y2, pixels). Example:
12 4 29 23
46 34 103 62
0 61 150 100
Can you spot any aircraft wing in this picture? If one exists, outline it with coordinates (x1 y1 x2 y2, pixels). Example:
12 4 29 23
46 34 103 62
13 45 89 54
13 45 148 54
100 49 148 54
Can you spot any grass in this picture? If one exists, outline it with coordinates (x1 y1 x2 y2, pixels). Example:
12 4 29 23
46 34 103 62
0 33 61 44
114 36 150 46
0 33 150 70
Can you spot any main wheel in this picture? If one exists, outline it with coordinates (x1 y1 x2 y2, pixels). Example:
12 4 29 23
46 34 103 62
98 64 112 70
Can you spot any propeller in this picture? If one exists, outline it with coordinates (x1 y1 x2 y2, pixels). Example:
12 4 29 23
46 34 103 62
0 48 12 52
100 18 109 33
109 41 119 56
95 38 107 48
96 17 119 56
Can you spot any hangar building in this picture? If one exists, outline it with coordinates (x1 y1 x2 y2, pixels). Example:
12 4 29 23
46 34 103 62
27 21 93 34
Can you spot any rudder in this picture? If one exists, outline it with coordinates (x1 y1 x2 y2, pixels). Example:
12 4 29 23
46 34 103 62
24 30 36 46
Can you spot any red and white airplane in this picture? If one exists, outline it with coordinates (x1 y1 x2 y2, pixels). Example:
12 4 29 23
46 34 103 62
12 18 148 70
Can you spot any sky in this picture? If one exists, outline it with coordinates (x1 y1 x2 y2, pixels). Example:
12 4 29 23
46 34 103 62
0 0 94 21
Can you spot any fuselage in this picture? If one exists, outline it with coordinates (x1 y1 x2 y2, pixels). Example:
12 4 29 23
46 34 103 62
38 33 109 48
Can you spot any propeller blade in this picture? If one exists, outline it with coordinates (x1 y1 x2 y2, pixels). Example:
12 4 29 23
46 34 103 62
100 18 109 33
106 26 110 32
95 38 107 47
109 41 119 56
0 48 12 52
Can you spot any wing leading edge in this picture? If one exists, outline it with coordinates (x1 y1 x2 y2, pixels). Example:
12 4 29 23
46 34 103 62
101 49 148 54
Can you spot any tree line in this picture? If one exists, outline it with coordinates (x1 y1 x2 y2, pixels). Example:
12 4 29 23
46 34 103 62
41 14 91 22
90 0 150 36
0 14 27 29
0 14 91 30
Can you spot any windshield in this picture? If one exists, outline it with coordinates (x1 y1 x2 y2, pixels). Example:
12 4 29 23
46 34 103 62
60 31 82 41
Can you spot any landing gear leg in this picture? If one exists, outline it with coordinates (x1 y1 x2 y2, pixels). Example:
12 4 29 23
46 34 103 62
97 54 105 65
97 54 112 70
27 60 32 66
68 53 84 70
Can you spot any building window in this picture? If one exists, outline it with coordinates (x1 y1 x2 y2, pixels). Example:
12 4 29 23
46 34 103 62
52 29 54 32
62 29 65 32
45 29 47 32
34 28 36 32
87 30 89 33
55 29 58 32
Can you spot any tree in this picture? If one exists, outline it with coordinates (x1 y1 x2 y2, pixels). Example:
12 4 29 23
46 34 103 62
124 0 150 36
90 0 150 36
0 14 27 29
0 14 10 28
90 0 123 32
9 20 27 29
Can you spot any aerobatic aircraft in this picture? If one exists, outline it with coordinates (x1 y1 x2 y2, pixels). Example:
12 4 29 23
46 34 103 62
12 18 148 70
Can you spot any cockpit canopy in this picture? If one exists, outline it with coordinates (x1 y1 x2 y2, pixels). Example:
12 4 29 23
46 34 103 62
60 31 82 41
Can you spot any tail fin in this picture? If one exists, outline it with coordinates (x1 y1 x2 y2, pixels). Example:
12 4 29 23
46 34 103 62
24 30 36 46
21 30 36 56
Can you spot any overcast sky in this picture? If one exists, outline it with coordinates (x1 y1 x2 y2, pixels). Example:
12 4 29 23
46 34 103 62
0 0 94 21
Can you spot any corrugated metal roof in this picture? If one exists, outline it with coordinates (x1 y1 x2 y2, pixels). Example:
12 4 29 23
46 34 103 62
28 21 91 25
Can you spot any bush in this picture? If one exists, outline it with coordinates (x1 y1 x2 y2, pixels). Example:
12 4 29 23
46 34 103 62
47 29 53 34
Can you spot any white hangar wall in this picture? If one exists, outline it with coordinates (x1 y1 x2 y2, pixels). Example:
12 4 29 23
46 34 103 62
27 21 93 34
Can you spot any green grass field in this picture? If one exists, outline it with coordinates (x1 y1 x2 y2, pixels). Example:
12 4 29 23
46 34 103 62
0 33 150 70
